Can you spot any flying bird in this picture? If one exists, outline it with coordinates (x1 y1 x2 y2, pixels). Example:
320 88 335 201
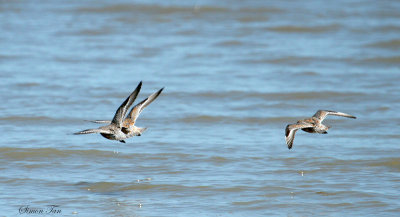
88 87 164 140
285 110 356 149
74 82 163 143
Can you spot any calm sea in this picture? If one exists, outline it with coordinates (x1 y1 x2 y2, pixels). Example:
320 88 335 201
1 0 399 216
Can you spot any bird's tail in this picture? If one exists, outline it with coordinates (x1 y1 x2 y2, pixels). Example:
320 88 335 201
136 127 147 136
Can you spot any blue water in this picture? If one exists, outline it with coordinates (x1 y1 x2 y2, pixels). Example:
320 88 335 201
1 0 400 216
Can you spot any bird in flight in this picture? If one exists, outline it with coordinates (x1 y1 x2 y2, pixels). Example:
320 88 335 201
74 81 163 143
285 110 356 149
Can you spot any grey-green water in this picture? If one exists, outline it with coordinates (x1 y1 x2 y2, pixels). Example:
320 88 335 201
1 0 399 216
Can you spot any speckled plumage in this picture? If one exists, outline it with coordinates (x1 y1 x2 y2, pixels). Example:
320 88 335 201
285 110 356 149
75 82 163 143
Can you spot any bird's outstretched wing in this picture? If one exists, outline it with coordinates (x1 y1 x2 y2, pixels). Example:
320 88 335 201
285 122 314 149
312 110 356 122
74 128 109 135
125 87 164 125
111 81 142 128
85 120 112 124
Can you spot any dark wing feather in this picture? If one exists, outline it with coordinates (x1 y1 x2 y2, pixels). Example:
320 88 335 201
313 110 356 122
126 87 164 124
111 81 142 127
285 122 314 149
74 128 108 135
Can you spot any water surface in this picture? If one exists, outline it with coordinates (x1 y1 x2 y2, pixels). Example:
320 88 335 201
1 0 399 216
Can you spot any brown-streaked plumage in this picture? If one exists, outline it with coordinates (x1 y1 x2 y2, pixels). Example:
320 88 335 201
86 84 164 141
74 82 145 143
285 110 356 149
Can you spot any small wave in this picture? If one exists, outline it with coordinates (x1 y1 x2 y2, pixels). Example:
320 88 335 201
177 115 294 125
74 4 226 15
0 147 198 162
215 40 244 47
0 178 35 184
321 202 355 208
237 15 269 23
365 39 400 50
302 157 400 172
273 91 364 100
178 115 224 123
70 27 116 36
351 25 400 34
132 47 163 58
232 200 266 206
0 147 123 160
178 91 365 101
84 181 122 192
366 106 390 112
368 158 400 172
0 147 68 160
15 82 41 87
374 25 400 33
175 29 199 36
80 181 252 194
0 54 26 61
0 116 85 125
54 56 126 64
235 7 283 14
297 71 319 76
208 156 229 163
79 181 212 193
267 24 340 33
0 116 56 122
241 56 315 65
362 56 400 64
72 3 285 20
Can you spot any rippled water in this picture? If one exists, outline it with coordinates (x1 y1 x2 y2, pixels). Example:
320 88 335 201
1 0 400 216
